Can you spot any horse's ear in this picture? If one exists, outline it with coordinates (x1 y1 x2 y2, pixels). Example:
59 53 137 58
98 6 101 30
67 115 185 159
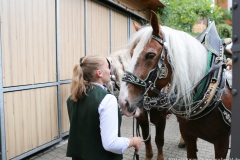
132 21 141 31
150 10 162 38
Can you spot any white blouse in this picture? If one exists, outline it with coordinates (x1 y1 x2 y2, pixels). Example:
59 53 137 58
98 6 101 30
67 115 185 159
91 83 130 154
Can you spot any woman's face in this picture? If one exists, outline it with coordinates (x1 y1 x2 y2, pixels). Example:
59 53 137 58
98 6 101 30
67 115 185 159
100 59 111 85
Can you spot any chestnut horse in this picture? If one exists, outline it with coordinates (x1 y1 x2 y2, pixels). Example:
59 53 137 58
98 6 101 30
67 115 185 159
106 49 184 160
118 11 231 159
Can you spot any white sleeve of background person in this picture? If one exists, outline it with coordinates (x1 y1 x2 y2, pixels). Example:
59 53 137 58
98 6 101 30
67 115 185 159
98 94 130 154
226 42 232 49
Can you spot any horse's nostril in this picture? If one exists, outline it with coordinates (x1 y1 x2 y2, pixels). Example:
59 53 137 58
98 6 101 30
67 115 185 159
125 99 135 112
125 98 133 112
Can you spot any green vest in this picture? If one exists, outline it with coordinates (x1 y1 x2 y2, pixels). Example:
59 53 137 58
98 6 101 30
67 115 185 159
66 85 122 160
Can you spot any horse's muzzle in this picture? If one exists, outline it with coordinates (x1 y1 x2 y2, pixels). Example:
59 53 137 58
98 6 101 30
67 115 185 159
126 99 141 117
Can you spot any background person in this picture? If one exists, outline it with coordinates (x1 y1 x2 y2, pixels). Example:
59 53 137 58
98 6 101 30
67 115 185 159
225 42 233 70
224 42 232 88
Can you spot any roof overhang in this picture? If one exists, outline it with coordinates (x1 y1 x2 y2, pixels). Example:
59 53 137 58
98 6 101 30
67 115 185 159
107 0 164 19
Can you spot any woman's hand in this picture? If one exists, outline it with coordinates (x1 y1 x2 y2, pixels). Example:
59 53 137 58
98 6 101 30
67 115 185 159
129 137 143 151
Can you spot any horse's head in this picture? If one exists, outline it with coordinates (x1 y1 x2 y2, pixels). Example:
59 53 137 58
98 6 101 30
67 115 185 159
118 11 173 117
118 11 209 117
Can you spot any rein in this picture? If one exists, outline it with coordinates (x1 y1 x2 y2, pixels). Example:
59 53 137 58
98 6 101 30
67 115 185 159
123 35 165 160
108 55 151 160
132 110 151 160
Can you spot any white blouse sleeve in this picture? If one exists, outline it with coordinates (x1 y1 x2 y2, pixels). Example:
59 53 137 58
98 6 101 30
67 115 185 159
98 94 130 154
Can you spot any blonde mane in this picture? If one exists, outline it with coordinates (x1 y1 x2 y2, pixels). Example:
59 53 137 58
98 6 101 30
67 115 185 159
127 25 208 105
108 49 130 81
106 49 130 94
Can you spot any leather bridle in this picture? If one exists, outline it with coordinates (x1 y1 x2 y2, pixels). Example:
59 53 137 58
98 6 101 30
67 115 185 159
122 35 170 109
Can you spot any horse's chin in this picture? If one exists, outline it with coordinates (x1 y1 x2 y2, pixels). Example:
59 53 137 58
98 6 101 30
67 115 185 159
121 106 132 117
121 107 141 117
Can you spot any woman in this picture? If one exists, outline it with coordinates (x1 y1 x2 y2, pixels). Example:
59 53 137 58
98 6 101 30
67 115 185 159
66 55 142 160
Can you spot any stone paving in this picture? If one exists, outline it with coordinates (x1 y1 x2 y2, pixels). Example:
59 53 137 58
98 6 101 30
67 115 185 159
27 115 230 160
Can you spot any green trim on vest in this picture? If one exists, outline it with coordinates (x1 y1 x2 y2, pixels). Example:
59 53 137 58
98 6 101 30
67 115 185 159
66 85 122 160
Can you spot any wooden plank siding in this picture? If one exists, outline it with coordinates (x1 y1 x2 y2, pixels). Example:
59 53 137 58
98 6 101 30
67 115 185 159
0 0 153 159
111 10 128 53
87 1 110 57
1 0 56 87
59 0 85 80
4 87 58 160
60 84 71 134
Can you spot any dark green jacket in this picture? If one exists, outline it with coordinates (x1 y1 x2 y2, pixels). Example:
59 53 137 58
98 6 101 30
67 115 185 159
66 85 122 160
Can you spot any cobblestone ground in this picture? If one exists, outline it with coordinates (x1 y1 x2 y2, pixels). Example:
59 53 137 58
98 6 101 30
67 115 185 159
28 115 230 160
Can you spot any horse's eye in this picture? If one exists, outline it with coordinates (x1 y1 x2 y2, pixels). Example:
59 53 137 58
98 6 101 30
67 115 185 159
145 52 156 59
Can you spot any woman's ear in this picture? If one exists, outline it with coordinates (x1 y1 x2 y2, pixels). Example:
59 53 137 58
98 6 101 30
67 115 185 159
96 70 103 78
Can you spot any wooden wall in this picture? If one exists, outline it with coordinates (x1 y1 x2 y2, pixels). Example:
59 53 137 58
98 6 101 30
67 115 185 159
0 0 141 159
59 0 85 80
1 0 56 87
111 10 128 52
4 87 58 159
61 84 71 134
58 0 129 141
87 1 110 56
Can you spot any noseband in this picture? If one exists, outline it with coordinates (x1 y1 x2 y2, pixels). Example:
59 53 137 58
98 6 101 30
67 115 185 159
122 35 169 109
